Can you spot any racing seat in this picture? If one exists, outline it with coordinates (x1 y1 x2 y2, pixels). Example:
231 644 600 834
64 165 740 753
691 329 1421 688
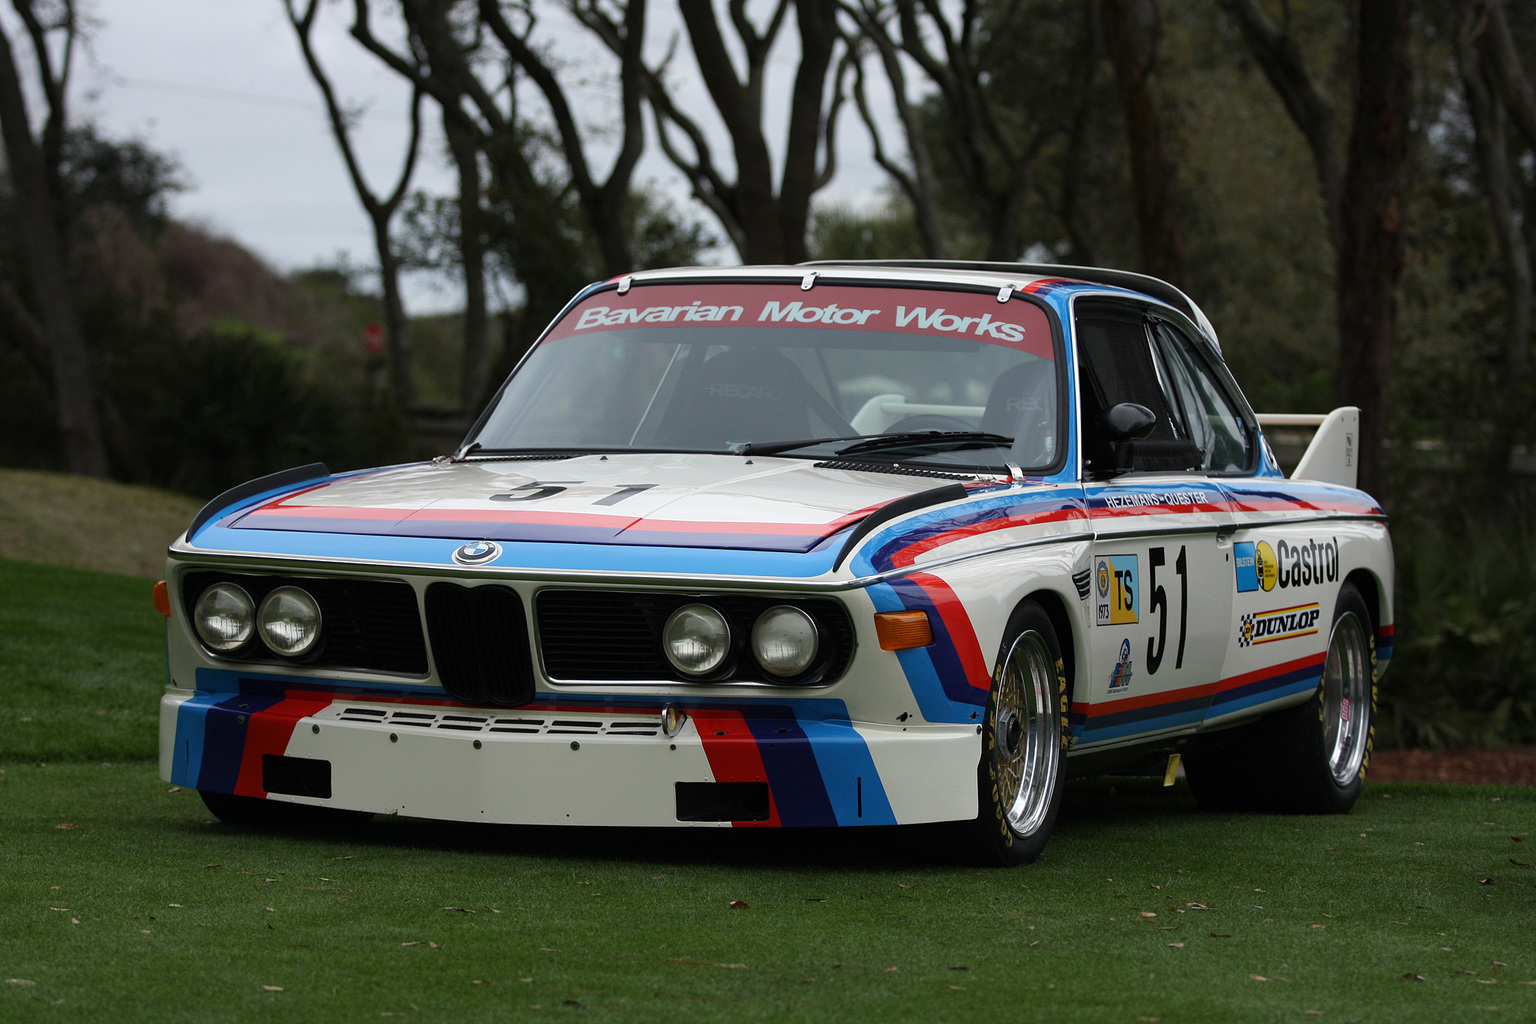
654 347 853 449
981 359 1057 466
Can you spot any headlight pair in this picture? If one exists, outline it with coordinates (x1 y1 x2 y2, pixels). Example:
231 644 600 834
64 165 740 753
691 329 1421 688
662 602 819 682
192 582 323 660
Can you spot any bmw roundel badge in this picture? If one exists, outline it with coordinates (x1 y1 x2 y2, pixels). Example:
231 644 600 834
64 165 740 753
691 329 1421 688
452 540 502 566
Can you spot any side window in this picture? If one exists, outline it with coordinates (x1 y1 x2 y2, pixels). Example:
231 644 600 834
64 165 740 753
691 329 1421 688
1148 321 1253 473
1075 312 1178 439
1075 303 1203 477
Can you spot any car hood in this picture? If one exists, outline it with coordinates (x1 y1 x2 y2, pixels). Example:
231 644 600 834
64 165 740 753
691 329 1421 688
221 454 964 553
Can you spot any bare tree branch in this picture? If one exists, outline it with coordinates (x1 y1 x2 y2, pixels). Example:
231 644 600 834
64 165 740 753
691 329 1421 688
870 0 1046 260
575 0 842 262
844 0 944 255
648 101 744 254
1458 0 1531 382
288 0 424 407
1475 0 1536 158
1220 0 1343 250
0 1 106 474
483 0 648 273
813 42 857 193
0 271 50 382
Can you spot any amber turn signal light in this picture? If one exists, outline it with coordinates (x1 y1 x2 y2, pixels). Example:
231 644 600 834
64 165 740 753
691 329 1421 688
874 610 933 651
152 580 170 617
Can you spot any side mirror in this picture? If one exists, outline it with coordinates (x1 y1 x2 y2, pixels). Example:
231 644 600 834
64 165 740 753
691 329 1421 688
1104 402 1157 441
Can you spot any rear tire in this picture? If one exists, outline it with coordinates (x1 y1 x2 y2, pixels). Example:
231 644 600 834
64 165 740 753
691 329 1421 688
1185 582 1376 814
974 602 1068 865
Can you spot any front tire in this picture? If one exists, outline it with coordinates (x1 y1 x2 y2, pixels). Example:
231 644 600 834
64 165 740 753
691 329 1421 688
975 602 1068 865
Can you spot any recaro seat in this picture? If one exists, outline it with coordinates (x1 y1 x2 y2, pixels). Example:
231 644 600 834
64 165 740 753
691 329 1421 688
981 359 1057 467
655 347 851 449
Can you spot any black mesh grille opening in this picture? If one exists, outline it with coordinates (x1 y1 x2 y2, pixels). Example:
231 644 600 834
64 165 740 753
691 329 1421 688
537 589 855 685
182 572 427 675
676 782 770 822
262 754 332 798
425 582 536 707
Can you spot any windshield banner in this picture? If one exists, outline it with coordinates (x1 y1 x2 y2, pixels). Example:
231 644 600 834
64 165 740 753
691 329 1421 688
545 282 1055 359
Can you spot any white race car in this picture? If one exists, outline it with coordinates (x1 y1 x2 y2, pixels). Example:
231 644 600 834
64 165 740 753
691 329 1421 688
156 261 1393 864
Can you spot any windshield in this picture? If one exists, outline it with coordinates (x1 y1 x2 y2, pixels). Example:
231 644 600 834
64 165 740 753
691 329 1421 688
469 281 1061 471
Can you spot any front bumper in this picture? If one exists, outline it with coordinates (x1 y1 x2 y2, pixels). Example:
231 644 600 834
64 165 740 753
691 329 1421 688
159 686 980 828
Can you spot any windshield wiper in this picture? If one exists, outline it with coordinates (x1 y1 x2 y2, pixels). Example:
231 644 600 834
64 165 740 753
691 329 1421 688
457 443 600 459
731 435 873 456
459 431 1016 460
833 431 1014 457
736 430 1015 458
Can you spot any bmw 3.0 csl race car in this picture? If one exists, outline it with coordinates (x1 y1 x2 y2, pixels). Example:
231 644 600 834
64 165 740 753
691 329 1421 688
156 261 1393 864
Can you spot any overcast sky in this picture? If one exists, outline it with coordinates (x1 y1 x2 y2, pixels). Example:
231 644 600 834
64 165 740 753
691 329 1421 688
58 1 894 312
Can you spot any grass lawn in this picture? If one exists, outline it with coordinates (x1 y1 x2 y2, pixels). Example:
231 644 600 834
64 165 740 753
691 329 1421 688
0 558 166 761
3 556 1534 1022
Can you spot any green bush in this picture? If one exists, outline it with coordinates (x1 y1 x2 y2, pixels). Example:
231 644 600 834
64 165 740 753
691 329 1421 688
101 323 406 500
1380 511 1536 748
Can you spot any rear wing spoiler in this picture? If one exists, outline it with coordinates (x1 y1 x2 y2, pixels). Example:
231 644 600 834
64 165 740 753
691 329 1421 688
1256 407 1359 489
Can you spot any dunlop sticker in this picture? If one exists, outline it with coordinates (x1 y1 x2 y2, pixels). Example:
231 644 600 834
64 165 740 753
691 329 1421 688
1238 602 1322 648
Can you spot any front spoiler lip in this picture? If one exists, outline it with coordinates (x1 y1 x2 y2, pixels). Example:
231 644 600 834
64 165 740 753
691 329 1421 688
159 690 983 828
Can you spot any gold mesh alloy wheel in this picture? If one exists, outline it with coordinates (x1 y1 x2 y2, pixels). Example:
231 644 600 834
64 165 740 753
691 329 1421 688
992 629 1062 839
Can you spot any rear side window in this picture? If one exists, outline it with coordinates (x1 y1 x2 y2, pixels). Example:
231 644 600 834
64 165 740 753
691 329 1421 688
1148 321 1254 473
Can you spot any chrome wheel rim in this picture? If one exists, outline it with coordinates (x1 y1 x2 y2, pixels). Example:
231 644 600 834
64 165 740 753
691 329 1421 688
994 631 1060 837
1322 610 1370 786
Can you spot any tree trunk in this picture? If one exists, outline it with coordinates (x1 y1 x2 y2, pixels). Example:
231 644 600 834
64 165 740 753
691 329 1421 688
1458 0 1532 485
1224 0 1411 497
0 18 107 477
482 0 646 277
373 218 416 409
446 115 488 413
1478 0 1536 158
776 0 837 264
678 0 783 262
1103 0 1186 287
983 190 1026 263
288 0 420 409
1222 0 1345 251
1056 1 1105 266
1336 0 1412 498
1471 0 1534 377
848 6 947 258
876 0 1064 264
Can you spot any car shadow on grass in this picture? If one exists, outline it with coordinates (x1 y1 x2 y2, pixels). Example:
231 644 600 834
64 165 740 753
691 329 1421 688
176 774 1211 871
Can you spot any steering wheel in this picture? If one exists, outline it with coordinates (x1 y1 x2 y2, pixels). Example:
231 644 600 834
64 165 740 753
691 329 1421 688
885 414 979 433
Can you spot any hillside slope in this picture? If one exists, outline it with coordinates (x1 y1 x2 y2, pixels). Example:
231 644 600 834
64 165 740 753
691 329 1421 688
0 470 203 579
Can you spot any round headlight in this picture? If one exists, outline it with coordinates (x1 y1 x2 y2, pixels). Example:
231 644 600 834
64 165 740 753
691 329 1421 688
663 603 731 677
752 605 820 679
257 586 323 659
193 582 255 652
